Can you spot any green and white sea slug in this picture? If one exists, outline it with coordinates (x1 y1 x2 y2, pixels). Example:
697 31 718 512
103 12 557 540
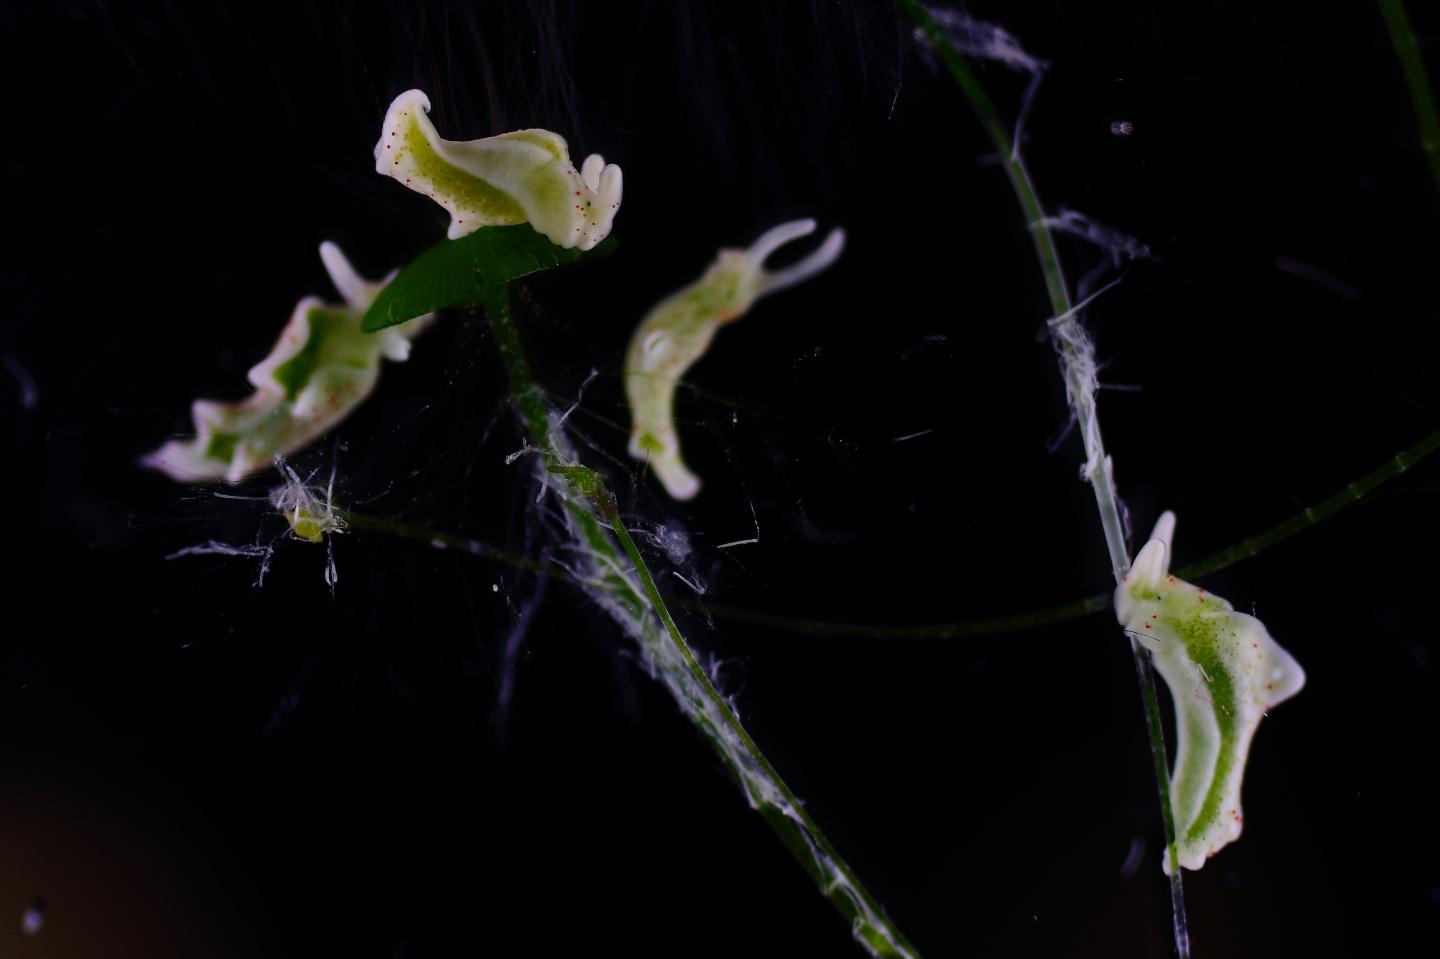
143 243 432 483
624 219 845 500
375 89 622 251
1115 511 1306 873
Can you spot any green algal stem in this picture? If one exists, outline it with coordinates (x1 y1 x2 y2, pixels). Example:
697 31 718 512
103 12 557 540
347 411 1439 645
697 592 1111 640
898 2 1189 953
483 286 656 630
1379 0 1440 199
1174 428 1440 580
482 284 923 959
724 422 1439 637
340 511 563 578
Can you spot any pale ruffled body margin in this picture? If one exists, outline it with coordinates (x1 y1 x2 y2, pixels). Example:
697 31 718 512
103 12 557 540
143 243 433 483
623 219 845 499
375 89 622 250
1114 512 1306 873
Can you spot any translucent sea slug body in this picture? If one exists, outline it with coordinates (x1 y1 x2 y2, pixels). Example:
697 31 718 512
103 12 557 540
1115 512 1306 873
143 244 432 483
624 219 845 499
375 89 622 250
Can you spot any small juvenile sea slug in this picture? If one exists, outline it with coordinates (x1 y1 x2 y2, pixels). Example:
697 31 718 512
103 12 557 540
375 89 622 251
1115 511 1306 873
624 219 844 500
144 243 432 483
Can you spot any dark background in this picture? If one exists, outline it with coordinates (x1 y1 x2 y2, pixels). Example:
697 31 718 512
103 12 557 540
2 1 1438 956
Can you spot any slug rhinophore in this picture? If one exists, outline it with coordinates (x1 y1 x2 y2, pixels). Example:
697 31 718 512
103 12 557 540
1115 511 1306 873
143 243 432 483
624 219 845 500
375 89 622 251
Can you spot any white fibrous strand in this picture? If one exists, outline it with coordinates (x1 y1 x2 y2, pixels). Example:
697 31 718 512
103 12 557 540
494 571 550 737
166 539 275 587
2 353 38 410
1047 302 1102 480
917 7 1045 74
1040 210 1153 264
914 7 1048 157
